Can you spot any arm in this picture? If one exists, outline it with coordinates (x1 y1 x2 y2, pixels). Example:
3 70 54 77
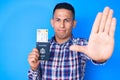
70 7 116 62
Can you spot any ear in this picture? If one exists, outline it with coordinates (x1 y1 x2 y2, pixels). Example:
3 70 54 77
50 19 54 28
73 20 77 28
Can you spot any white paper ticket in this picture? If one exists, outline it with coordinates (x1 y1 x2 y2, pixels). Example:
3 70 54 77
37 29 48 42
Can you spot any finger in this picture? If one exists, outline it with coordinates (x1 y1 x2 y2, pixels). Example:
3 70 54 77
32 48 39 57
28 54 40 65
99 7 110 32
32 48 39 53
28 57 38 64
104 9 113 34
109 18 116 37
32 51 39 58
30 60 40 70
30 57 37 63
91 12 102 33
69 45 87 53
28 51 40 63
29 53 39 60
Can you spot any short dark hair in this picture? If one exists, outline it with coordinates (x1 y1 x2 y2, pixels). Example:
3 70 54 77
53 2 75 19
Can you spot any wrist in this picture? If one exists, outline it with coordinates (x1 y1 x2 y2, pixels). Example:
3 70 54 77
31 67 39 71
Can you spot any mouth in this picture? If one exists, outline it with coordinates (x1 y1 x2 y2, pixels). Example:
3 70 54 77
58 29 66 32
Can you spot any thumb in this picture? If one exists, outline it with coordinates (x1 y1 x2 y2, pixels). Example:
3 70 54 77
69 45 87 53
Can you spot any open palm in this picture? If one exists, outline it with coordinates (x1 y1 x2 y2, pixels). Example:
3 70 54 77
70 7 116 62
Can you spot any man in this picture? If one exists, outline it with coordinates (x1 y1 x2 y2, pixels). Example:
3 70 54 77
28 2 116 80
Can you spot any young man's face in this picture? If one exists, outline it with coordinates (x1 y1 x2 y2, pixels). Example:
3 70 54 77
51 9 76 40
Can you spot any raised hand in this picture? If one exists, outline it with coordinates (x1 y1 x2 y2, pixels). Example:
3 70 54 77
70 7 116 62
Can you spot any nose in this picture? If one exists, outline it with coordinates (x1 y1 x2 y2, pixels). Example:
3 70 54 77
60 21 65 28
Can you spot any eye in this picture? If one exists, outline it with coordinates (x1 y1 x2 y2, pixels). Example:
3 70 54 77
65 19 71 22
55 18 60 22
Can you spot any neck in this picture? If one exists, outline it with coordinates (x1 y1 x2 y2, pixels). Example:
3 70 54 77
55 35 72 44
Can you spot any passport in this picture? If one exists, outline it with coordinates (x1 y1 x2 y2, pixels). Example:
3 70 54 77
36 29 50 60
